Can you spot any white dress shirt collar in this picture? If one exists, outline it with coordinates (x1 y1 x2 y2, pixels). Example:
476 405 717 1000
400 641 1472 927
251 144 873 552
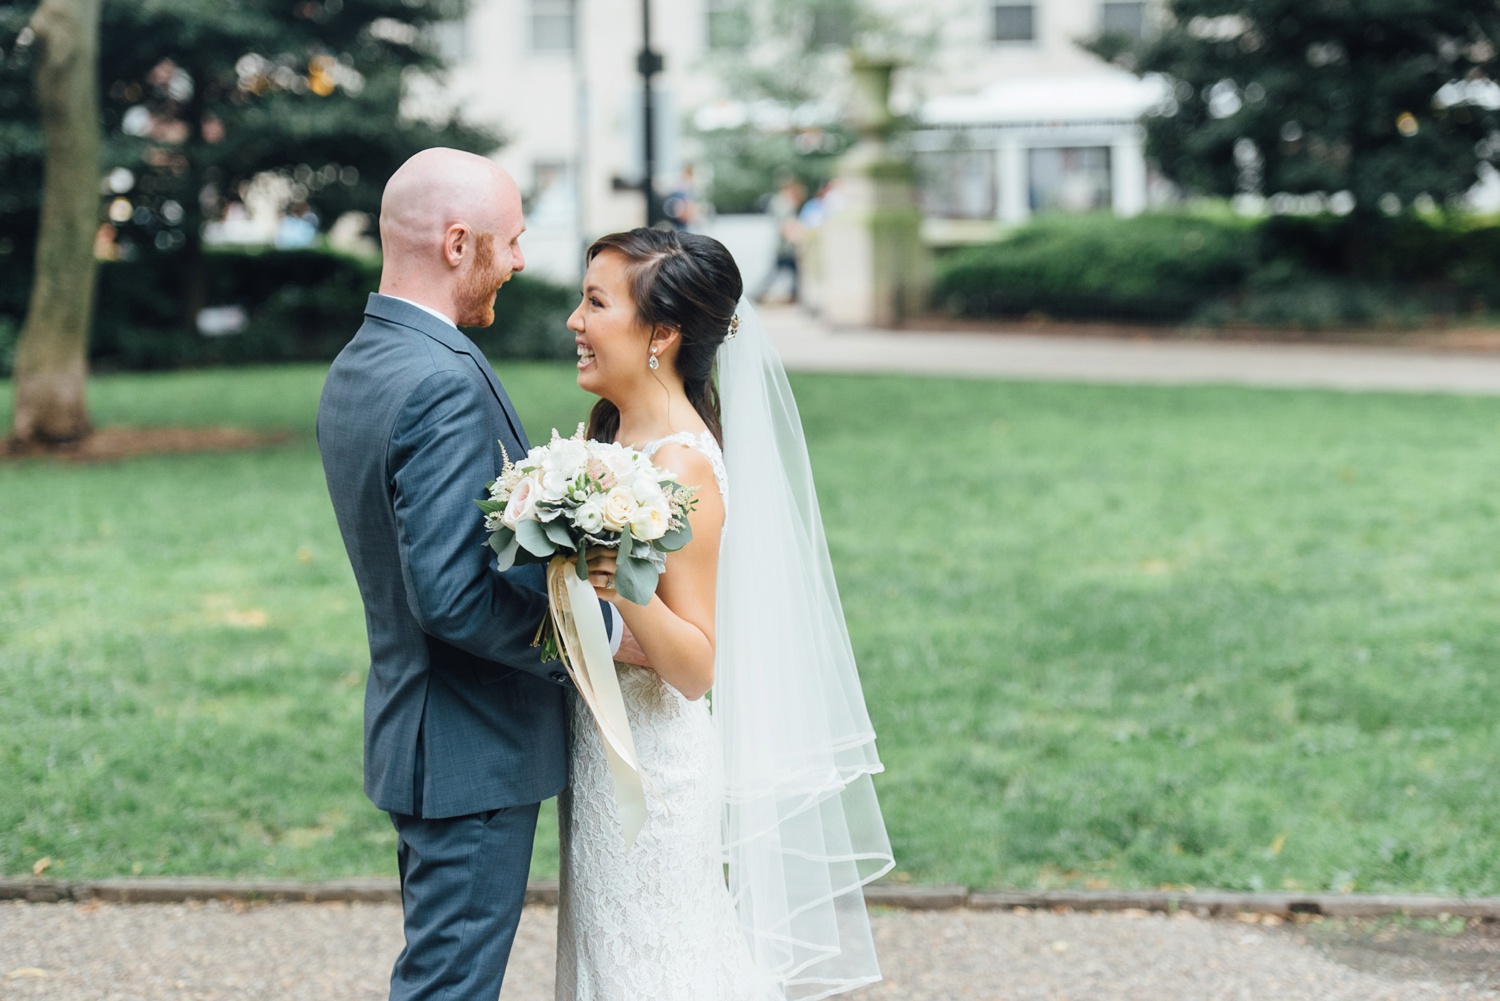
386 295 457 330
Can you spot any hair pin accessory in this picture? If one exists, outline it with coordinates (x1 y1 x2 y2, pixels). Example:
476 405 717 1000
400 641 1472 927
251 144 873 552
727 313 740 339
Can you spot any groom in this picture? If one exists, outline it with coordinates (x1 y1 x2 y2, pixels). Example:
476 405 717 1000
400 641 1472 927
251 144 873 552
318 148 630 1000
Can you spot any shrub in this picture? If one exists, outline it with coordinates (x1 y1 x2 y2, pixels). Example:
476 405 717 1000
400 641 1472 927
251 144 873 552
935 209 1500 329
933 212 1256 323
1192 279 1454 331
0 247 578 376
0 316 14 378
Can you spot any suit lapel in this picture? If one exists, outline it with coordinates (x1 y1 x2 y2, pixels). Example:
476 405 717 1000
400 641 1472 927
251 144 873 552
462 349 530 451
365 294 530 450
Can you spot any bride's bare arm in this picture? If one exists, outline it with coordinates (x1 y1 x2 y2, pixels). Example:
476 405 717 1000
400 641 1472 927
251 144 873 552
591 443 725 700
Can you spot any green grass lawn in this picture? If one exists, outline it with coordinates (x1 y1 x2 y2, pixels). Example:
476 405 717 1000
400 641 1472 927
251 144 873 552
4 364 1500 896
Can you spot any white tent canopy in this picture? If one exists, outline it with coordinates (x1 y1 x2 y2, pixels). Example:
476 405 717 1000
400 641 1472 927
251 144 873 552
921 71 1171 127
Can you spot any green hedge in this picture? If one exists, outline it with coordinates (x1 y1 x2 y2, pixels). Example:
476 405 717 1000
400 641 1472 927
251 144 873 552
934 212 1256 323
934 210 1500 330
0 248 578 376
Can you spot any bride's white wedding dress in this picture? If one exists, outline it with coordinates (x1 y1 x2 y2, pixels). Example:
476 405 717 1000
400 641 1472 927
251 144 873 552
555 431 779 1001
555 301 891 1001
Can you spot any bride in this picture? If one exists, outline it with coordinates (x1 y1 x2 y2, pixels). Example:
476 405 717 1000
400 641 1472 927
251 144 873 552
556 228 892 1001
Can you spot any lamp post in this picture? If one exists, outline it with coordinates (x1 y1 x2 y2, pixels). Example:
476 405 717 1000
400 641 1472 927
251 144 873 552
638 0 664 227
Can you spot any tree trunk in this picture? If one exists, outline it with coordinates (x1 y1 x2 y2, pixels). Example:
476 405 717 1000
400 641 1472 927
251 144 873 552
10 0 102 445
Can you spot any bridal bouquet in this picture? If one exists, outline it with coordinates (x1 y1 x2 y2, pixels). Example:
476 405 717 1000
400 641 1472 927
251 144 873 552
477 426 698 608
475 427 698 850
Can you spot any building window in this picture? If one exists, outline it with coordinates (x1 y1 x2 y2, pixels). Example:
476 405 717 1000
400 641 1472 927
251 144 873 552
1028 147 1112 213
530 0 574 53
917 150 998 220
707 0 751 49
991 3 1035 43
1099 1 1148 40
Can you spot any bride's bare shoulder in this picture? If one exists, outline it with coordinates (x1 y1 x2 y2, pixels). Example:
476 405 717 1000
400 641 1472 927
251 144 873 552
649 440 718 491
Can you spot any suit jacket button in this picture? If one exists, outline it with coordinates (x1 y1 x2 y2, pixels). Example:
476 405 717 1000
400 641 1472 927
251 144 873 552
549 670 567 683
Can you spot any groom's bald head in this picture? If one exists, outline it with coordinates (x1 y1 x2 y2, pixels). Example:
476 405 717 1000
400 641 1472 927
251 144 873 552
378 148 526 327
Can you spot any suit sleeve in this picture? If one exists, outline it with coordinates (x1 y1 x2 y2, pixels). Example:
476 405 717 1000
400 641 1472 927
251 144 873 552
388 369 561 684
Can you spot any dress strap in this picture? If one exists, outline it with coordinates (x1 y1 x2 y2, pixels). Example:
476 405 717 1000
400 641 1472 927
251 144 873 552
640 431 728 513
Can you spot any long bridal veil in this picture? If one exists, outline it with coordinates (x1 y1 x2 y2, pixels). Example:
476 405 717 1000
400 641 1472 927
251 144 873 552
713 300 895 1000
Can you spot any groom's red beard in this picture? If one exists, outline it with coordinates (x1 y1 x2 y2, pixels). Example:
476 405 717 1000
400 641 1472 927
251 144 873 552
456 233 506 328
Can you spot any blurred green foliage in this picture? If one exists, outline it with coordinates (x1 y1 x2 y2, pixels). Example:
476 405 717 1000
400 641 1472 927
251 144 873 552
0 248 576 375
934 210 1500 330
0 0 499 332
1087 0 1500 273
934 212 1256 324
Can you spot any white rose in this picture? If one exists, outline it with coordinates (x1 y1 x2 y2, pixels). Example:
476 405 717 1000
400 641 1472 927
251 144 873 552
629 502 670 542
575 496 606 535
539 468 570 502
630 476 665 506
604 448 638 482
501 475 539 527
601 487 637 531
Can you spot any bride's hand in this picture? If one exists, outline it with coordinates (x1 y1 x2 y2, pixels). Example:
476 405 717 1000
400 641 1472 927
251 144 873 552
584 546 618 602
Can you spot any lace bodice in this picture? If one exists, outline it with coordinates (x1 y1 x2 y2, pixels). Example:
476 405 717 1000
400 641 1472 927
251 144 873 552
556 427 777 1001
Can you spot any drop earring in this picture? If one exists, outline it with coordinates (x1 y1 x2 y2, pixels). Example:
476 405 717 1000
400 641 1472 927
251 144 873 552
648 349 659 371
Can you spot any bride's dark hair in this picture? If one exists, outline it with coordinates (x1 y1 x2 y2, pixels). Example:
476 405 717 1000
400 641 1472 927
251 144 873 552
583 228 743 447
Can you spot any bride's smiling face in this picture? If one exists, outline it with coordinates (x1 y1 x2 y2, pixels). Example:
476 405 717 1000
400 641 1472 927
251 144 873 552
568 249 654 399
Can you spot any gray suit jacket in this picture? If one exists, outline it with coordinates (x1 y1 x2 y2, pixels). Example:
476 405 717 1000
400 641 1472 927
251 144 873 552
318 293 572 818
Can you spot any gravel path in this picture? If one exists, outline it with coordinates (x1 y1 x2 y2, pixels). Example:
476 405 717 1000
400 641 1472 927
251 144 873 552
3 900 1496 1000
761 307 1500 395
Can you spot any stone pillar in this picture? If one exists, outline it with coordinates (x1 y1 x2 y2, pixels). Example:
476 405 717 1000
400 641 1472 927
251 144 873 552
1111 127 1148 218
818 57 929 328
996 138 1029 225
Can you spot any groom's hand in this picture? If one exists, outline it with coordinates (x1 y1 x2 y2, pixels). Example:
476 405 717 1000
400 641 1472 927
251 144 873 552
584 546 651 667
614 622 651 668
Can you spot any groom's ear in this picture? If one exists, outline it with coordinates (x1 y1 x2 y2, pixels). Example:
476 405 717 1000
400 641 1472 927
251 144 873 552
442 223 471 268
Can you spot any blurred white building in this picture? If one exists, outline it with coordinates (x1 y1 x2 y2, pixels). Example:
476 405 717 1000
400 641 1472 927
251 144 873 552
438 0 1169 280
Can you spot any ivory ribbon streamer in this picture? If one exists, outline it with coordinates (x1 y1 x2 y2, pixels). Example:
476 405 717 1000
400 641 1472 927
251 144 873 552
546 556 648 850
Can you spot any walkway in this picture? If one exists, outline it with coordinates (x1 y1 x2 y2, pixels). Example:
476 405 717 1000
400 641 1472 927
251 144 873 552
3 899 1497 1000
761 308 1500 394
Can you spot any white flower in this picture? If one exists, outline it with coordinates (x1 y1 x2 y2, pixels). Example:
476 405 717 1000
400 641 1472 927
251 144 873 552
575 496 606 535
604 448 638 482
502 474 540 527
629 501 670 542
601 487 637 531
544 436 588 479
630 476 666 507
539 468 570 503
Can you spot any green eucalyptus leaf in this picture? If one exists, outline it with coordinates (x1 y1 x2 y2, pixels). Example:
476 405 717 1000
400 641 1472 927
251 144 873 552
515 519 557 558
544 518 574 549
658 521 694 552
614 551 660 606
513 548 550 567
487 527 520 570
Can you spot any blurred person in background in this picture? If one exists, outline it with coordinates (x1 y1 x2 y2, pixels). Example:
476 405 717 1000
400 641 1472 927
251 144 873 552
752 175 805 304
275 202 319 249
664 164 705 231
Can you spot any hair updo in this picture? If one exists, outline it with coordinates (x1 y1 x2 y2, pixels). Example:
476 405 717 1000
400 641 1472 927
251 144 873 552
583 228 743 447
